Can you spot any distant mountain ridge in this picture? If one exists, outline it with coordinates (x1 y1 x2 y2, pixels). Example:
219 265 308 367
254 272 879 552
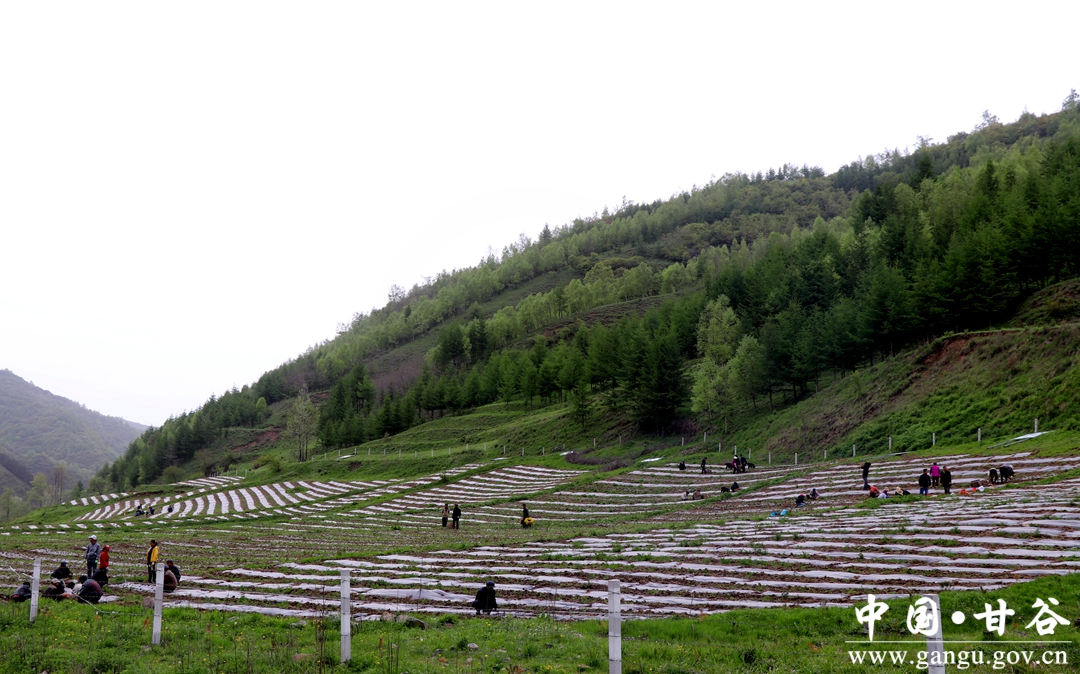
0 369 144 494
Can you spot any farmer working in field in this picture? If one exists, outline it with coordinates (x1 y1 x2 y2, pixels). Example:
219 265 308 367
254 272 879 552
472 581 497 615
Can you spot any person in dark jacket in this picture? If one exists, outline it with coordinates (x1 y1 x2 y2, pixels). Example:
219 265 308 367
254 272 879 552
451 504 461 529
678 461 686 471
472 581 497 614
1000 464 1015 483
700 457 707 474
918 469 931 495
42 580 67 600
91 566 109 587
520 503 530 528
78 577 103 604
862 462 872 489
941 466 953 494
51 561 73 580
165 560 181 583
11 581 32 602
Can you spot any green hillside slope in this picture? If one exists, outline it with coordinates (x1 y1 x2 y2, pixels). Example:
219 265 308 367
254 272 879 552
0 369 143 494
92 99 1080 494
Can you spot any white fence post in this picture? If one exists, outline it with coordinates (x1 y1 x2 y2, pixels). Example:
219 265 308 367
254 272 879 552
340 569 351 663
889 436 892 451
852 445 855 457
932 432 936 447
152 562 165 645
29 559 40 623
1035 418 1039 433
925 594 945 674
794 452 798 466
608 580 622 674
978 428 982 443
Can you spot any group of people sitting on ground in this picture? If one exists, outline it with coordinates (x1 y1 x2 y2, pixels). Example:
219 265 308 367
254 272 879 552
133 503 175 517
867 485 912 499
794 489 819 507
10 560 109 604
10 541 182 604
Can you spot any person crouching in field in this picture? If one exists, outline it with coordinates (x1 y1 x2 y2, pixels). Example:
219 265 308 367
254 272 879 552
472 581 497 615
77 575 102 604
11 581 32 602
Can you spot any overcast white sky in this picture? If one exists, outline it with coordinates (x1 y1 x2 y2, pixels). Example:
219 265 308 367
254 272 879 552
1 2 1076 426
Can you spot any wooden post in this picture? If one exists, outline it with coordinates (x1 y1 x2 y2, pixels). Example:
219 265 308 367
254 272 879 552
795 452 798 466
888 436 892 451
924 594 945 674
152 562 164 645
718 441 721 454
681 437 684 446
29 559 40 623
824 450 827 461
852 445 855 457
978 428 981 443
1035 418 1039 433
340 569 351 663
768 452 771 464
608 580 622 674
932 432 936 447
704 432 707 444
521 447 524 457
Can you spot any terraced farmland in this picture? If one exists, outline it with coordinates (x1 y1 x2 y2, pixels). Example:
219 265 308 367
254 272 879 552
5 445 1080 625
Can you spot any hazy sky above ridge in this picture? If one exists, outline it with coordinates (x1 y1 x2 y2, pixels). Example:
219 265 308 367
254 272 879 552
1 1 1077 426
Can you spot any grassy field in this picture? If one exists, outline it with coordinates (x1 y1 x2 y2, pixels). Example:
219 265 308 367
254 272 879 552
2 572 1078 673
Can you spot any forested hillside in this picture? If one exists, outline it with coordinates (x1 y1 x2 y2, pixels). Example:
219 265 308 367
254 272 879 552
94 94 1080 493
0 369 144 503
